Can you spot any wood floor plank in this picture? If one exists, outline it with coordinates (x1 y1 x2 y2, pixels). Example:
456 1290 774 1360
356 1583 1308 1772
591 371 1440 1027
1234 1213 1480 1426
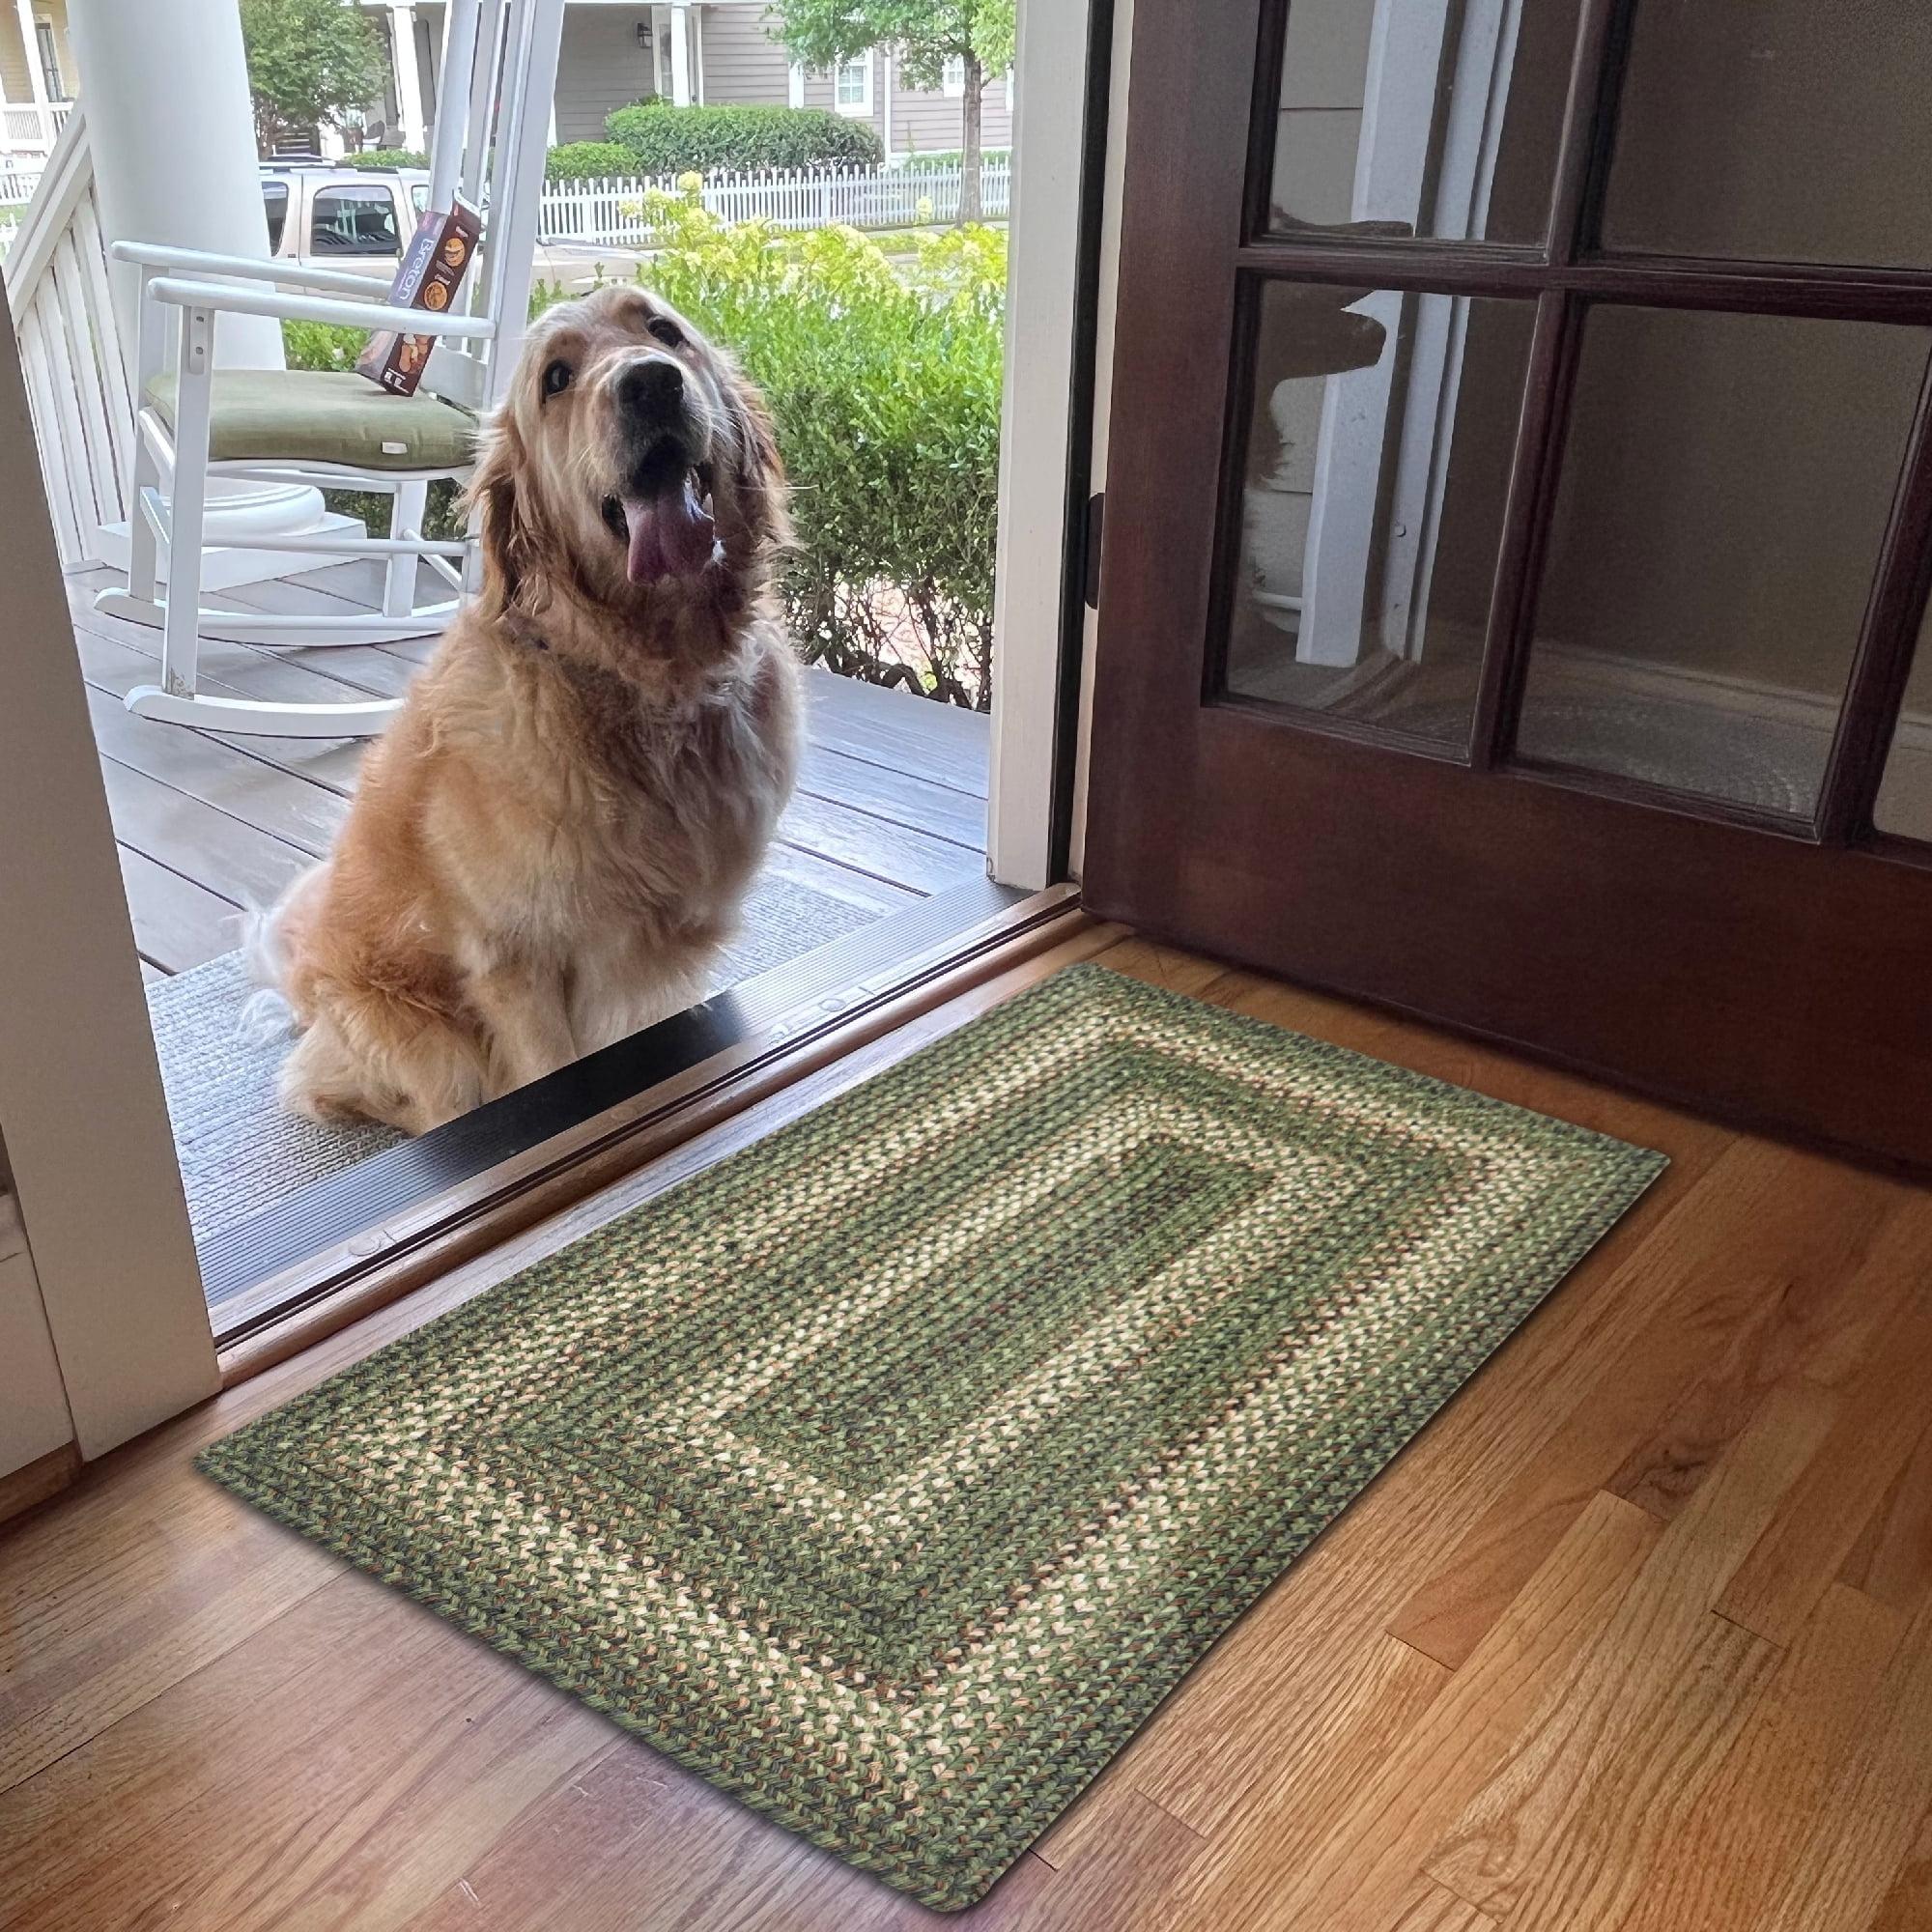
1385 1140 1899 1670
778 788 985 895
993 1793 1204 1932
99 756 315 909
72 617 374 795
1869 1804 1932 1932
1615 1580 1904 1932
802 668 990 798
1420 1378 1837 1918
116 846 242 971
1716 1221 1932 1647
1163 1491 1662 1932
1758 1593 1932 1932
1840 1415 1932 1620
797 739 988 849
1384 1873 1497 1931
86 686 351 857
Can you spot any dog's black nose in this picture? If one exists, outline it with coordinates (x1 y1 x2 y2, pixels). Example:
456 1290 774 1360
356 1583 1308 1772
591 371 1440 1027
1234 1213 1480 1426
619 356 683 421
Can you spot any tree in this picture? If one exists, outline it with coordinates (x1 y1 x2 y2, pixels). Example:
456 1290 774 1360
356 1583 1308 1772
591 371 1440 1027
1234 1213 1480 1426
239 0 390 156
768 0 1015 222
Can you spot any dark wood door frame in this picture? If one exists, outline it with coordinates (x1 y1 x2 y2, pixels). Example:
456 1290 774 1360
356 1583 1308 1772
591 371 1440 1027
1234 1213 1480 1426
1085 0 1932 1166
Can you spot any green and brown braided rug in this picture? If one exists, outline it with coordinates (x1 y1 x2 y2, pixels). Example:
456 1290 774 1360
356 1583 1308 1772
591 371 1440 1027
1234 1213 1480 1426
198 963 1665 1911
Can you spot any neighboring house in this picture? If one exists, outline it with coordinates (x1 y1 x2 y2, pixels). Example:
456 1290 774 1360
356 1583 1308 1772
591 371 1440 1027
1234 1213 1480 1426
359 0 1011 157
0 0 74 164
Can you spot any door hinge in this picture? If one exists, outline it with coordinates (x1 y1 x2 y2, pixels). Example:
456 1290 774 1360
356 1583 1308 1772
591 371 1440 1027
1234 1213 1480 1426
1082 491 1105 611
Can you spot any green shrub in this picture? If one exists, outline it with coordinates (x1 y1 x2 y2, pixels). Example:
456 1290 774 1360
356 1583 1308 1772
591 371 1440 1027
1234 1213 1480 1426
545 140 637 181
338 148 429 172
895 148 1011 171
540 192 1003 708
605 102 883 176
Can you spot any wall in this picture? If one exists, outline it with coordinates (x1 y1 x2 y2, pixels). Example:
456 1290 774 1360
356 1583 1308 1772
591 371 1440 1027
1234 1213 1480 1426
792 46 1013 160
555 6 658 140
0 0 76 113
0 1175 73 1485
697 3 786 108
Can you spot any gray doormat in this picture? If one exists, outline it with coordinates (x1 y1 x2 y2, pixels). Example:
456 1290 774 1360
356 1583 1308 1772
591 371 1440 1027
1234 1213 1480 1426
146 869 876 1247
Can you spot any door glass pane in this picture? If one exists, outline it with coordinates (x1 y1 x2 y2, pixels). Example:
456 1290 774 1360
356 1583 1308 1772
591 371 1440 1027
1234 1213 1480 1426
1268 0 1580 244
1518 306 1929 816
1601 1 1932 268
1874 607 1932 841
1223 280 1535 748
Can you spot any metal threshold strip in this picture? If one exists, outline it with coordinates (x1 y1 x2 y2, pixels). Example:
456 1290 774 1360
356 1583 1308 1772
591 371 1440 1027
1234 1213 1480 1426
208 877 1078 1354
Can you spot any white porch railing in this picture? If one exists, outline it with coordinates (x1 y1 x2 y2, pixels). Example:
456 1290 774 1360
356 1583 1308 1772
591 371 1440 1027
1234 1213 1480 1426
539 157 1012 248
2 100 74 157
3 105 133 569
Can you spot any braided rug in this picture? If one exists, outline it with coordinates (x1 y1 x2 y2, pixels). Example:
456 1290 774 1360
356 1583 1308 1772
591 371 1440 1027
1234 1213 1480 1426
199 963 1665 1911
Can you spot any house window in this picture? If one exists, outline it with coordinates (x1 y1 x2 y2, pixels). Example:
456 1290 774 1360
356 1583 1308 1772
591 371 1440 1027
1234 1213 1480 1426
942 54 966 97
34 19 65 100
834 50 872 116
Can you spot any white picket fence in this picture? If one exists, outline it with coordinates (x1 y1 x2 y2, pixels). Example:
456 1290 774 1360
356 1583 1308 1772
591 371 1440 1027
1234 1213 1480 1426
0 159 43 211
539 158 1011 248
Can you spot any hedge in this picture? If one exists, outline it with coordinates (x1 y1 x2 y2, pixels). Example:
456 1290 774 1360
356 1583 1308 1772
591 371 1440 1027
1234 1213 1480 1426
544 140 638 182
338 149 429 173
605 102 883 175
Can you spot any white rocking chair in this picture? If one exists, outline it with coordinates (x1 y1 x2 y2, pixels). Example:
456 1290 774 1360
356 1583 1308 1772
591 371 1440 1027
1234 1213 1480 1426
96 0 564 738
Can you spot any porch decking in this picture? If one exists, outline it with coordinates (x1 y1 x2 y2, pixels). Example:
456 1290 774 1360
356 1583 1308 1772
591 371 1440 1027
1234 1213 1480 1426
64 561 992 981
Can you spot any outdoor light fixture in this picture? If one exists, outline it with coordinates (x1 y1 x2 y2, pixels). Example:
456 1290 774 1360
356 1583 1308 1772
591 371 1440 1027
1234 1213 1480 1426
637 21 651 47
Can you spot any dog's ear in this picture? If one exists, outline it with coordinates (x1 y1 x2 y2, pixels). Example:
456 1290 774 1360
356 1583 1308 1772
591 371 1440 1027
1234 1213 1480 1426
464 415 532 614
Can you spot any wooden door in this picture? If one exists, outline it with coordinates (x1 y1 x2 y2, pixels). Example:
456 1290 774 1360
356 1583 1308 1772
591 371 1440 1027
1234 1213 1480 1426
1085 0 1932 1167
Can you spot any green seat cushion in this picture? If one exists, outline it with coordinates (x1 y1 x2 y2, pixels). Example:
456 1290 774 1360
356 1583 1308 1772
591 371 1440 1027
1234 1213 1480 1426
145 369 478 472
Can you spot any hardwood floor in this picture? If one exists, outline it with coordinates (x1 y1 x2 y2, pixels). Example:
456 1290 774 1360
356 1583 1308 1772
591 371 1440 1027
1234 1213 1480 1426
4 931 1932 1931
66 564 991 977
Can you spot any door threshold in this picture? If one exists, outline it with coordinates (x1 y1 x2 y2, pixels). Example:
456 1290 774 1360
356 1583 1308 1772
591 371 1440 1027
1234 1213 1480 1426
215 883 1102 1379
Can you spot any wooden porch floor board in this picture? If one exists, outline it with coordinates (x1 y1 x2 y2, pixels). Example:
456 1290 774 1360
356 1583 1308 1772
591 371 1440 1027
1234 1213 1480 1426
64 567 991 980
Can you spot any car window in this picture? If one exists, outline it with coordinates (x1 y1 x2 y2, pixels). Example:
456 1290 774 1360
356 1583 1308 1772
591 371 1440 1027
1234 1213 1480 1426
310 185 402 256
411 184 428 217
262 181 289 253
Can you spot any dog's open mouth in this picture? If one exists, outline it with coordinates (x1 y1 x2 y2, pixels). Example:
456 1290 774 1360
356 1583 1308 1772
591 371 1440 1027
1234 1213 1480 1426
601 455 717 587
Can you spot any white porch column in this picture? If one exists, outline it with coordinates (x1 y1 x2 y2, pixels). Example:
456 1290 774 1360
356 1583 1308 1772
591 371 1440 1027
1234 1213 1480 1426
66 0 325 552
668 0 692 107
13 0 49 151
389 3 428 152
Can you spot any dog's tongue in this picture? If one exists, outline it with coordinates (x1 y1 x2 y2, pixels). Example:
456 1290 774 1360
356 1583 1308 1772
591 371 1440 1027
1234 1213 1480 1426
622 476 716 586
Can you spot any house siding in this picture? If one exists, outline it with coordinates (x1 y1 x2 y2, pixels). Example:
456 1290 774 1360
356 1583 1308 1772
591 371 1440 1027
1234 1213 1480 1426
555 7 659 142
791 47 1011 160
1 0 76 117
698 4 789 108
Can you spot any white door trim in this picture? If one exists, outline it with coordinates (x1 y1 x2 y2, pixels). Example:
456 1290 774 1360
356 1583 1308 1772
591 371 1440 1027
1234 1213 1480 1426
0 278 215 1458
986 0 1104 889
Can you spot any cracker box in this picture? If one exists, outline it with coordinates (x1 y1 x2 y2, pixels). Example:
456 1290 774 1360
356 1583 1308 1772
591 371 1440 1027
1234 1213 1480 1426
355 198 483 398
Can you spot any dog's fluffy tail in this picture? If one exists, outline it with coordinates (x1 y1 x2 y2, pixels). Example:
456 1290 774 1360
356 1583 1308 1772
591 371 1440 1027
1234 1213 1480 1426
236 873 306 1044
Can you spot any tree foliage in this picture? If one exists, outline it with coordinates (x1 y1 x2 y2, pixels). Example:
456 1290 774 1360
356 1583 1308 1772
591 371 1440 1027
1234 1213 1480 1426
240 0 389 155
766 0 1014 218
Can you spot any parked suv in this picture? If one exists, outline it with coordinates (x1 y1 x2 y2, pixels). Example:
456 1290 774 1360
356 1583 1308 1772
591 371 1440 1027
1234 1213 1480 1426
259 159 639 295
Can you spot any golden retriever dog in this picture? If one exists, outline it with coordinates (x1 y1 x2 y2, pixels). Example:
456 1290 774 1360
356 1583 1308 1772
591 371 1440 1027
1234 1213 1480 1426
250 284 799 1134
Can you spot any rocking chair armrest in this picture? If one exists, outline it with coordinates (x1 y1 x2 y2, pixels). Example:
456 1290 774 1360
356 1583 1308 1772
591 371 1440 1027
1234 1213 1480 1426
111 241 387 300
145 276 497 340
